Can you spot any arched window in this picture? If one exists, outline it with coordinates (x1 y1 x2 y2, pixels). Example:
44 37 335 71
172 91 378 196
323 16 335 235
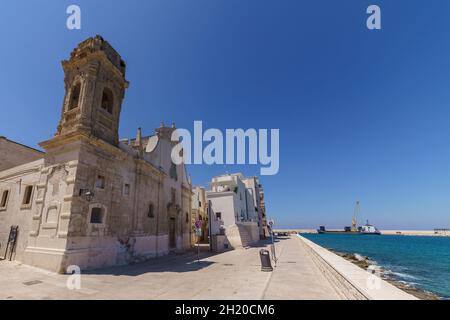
69 83 81 110
101 88 114 114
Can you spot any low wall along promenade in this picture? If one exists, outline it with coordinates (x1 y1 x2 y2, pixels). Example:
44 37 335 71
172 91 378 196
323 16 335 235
296 235 417 300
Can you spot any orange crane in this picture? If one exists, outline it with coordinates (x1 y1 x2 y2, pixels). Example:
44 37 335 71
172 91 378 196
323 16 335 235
351 201 360 232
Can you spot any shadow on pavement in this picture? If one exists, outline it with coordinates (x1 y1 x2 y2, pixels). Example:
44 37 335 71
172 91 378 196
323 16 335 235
83 250 220 276
83 237 287 276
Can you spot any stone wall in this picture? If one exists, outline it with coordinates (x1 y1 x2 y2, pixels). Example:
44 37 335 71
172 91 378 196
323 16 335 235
0 160 43 261
0 137 43 171
53 135 192 271
297 235 417 300
225 222 259 249
1 133 192 272
237 221 260 243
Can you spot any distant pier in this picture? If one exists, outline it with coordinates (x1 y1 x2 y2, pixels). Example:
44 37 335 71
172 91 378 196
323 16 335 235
275 228 450 237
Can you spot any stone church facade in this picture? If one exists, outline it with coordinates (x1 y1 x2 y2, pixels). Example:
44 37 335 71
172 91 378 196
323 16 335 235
0 36 192 273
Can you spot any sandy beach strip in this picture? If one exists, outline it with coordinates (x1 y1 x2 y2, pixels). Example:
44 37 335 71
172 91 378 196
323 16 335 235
380 230 450 237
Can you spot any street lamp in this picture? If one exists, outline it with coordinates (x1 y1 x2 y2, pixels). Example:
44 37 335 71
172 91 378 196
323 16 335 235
268 219 277 266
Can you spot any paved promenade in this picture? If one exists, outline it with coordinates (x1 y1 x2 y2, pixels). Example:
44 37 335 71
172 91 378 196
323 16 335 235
0 236 341 300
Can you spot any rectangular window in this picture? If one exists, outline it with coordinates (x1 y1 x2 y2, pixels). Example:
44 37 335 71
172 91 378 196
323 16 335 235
90 207 103 224
95 175 105 189
22 186 33 205
1 190 9 208
216 212 222 220
123 183 130 196
199 201 201 207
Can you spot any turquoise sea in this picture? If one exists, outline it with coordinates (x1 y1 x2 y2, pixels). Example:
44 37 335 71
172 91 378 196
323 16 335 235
301 233 450 299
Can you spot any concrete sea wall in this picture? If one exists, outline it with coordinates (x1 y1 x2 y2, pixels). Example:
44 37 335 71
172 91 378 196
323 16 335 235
296 235 418 300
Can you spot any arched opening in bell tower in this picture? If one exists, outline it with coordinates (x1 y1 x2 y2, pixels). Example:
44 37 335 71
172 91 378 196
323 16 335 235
101 87 114 114
69 82 81 110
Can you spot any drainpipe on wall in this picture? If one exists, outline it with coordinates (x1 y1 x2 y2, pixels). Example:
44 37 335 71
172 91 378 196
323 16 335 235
208 200 212 252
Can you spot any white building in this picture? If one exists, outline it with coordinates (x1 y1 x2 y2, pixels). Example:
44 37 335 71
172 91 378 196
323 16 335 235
207 173 260 250
242 176 265 239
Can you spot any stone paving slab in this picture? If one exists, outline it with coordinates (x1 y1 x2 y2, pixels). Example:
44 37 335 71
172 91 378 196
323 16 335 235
0 237 342 300
262 236 341 300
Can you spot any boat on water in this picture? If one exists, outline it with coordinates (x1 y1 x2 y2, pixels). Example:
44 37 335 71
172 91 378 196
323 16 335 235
317 221 381 235
317 201 381 235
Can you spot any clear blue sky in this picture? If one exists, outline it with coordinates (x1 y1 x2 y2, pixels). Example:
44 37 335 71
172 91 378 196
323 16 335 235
1 1 450 229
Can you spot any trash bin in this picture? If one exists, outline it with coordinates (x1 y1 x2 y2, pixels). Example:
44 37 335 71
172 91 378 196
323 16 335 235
259 249 273 272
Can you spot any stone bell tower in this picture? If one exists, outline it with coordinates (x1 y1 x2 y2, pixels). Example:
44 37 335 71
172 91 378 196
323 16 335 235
55 35 129 146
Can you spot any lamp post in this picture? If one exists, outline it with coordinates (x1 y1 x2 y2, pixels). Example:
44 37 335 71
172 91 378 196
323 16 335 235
195 220 202 263
268 219 277 267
